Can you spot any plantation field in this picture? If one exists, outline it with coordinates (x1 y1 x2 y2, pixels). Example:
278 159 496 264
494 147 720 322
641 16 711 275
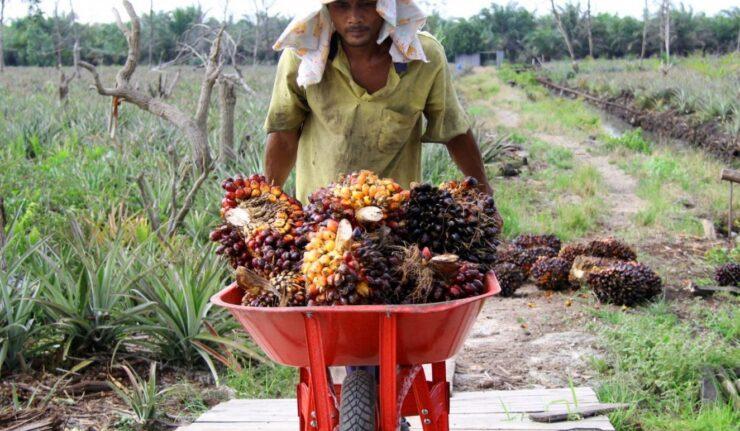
1 61 739 431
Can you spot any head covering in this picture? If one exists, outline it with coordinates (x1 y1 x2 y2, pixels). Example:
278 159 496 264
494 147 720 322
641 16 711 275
273 0 428 88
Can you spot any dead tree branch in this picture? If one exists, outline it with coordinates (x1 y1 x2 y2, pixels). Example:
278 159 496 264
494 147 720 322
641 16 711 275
550 0 578 72
0 197 7 272
218 75 237 162
79 0 223 236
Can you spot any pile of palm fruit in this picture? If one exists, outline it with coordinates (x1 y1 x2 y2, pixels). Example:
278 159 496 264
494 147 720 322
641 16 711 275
494 235 663 306
211 171 502 307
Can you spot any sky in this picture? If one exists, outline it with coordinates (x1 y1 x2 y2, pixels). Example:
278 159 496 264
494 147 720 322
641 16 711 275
4 0 737 24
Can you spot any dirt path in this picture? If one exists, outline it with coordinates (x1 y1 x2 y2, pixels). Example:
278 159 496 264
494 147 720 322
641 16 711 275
453 76 648 392
536 133 646 231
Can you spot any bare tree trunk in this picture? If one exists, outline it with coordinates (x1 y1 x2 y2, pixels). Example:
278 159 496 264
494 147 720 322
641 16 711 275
148 0 153 65
0 0 5 72
251 9 260 65
736 22 739 52
218 77 237 162
550 0 578 72
640 0 648 65
586 0 593 58
664 0 670 62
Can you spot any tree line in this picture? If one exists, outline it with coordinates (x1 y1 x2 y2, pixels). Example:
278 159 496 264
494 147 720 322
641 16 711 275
0 1 738 68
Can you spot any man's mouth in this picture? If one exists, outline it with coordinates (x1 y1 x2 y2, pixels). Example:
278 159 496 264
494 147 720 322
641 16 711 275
347 27 370 35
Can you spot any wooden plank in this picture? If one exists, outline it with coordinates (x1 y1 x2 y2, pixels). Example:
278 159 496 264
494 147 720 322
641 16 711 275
530 404 629 423
178 387 615 431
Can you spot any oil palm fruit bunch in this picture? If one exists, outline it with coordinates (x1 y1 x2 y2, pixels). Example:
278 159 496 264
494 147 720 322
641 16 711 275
210 223 250 269
586 261 662 306
440 177 503 267
530 257 572 291
302 171 409 234
558 243 590 265
714 263 739 287
246 227 306 277
219 174 305 236
568 255 620 285
401 247 486 303
497 243 558 277
235 266 306 307
353 227 407 303
492 262 525 297
512 234 562 253
585 237 637 261
302 219 399 305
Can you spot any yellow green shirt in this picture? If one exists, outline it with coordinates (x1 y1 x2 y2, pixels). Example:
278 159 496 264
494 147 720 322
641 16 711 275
264 32 469 203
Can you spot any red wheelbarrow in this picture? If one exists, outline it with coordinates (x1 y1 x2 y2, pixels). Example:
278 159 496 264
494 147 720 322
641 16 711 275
212 273 501 431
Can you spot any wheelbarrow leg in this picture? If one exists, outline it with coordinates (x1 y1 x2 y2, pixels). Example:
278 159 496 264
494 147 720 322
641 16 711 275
304 313 337 431
380 313 398 431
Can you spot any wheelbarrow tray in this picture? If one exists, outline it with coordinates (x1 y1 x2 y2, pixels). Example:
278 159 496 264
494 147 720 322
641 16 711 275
211 274 501 367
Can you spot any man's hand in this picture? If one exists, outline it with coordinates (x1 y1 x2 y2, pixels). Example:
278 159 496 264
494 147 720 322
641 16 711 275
264 130 300 187
444 130 494 195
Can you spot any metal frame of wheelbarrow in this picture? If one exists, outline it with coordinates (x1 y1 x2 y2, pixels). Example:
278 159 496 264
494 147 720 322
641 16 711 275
212 273 501 431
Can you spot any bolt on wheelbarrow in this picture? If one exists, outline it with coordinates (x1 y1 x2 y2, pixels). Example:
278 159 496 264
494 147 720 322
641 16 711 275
211 273 501 430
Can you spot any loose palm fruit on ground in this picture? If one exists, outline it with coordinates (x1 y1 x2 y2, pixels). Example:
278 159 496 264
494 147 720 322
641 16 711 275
714 263 739 287
220 174 305 235
586 261 662 306
530 257 572 291
210 224 251 269
512 234 562 253
493 262 525 297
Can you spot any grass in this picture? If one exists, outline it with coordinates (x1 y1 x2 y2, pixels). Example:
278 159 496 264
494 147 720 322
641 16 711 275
591 300 740 430
226 363 298 399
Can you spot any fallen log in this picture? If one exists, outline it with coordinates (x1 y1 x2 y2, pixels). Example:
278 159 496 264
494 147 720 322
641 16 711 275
535 77 640 116
529 403 630 423
691 283 740 297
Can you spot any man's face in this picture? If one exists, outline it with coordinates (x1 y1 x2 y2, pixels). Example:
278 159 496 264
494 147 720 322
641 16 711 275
326 0 384 48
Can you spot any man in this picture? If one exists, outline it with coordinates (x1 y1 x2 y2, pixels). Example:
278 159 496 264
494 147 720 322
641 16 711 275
263 0 494 204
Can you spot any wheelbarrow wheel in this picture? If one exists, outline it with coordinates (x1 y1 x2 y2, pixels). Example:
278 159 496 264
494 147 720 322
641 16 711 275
339 370 376 431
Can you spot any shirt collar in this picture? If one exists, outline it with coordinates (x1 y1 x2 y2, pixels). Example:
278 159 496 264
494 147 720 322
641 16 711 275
328 33 408 76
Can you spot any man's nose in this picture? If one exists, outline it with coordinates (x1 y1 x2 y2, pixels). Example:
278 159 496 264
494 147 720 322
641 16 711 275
347 5 365 25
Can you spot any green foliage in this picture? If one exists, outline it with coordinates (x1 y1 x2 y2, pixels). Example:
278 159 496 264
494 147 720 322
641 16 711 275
704 246 740 266
110 363 172 428
131 246 267 381
593 301 740 430
605 129 652 154
226 363 297 399
32 223 153 358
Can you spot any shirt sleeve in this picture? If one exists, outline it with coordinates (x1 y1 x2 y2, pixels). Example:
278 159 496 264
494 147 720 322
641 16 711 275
421 45 470 144
264 49 309 133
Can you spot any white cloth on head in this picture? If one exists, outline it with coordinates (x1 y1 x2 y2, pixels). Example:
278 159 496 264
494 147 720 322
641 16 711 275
273 0 428 88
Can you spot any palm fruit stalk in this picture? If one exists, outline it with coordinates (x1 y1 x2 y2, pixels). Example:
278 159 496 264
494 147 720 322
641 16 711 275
235 266 306 307
530 257 572 291
586 261 662 306
714 263 739 287
568 255 620 285
400 247 486 304
492 262 525 297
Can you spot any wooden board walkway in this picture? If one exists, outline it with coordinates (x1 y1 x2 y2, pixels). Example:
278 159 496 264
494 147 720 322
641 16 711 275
179 387 615 431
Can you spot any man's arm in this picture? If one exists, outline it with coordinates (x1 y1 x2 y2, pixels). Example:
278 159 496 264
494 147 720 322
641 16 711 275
265 131 300 187
445 130 494 195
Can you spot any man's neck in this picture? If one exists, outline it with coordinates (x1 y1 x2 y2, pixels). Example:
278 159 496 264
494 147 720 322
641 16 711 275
341 37 391 63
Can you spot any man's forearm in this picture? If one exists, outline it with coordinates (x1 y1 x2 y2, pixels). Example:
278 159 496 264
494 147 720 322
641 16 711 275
445 130 493 195
264 131 300 187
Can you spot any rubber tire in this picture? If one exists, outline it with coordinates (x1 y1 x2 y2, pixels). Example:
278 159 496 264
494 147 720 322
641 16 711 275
339 370 377 431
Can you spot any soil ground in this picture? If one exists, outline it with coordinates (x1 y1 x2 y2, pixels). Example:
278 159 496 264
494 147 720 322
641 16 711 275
452 69 725 392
